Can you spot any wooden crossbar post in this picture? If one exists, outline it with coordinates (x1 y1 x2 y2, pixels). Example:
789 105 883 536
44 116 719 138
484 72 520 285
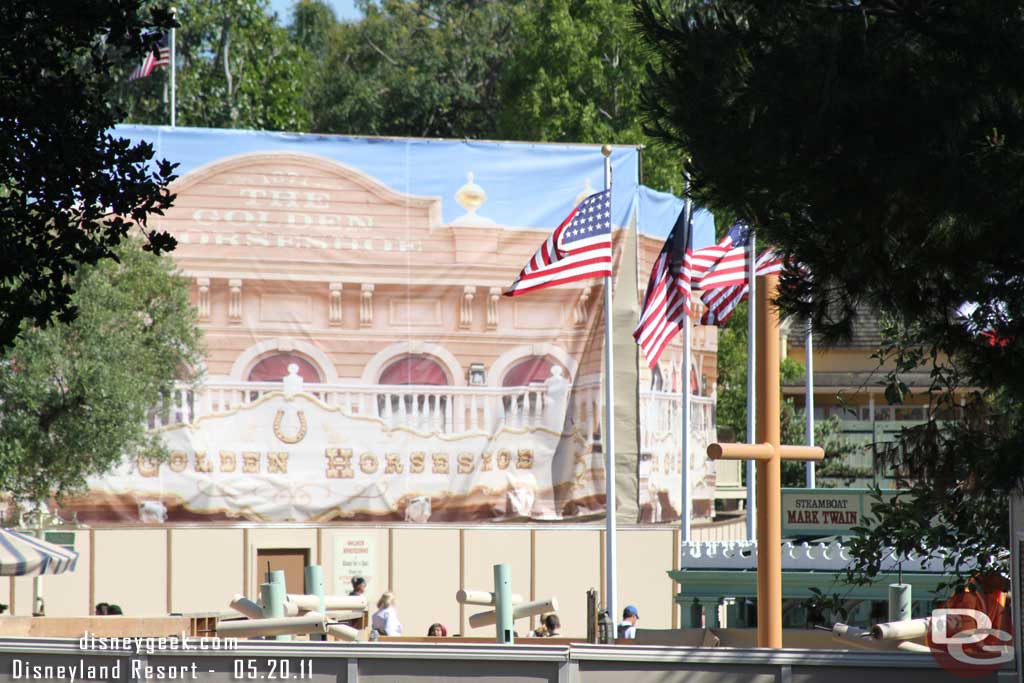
706 274 824 648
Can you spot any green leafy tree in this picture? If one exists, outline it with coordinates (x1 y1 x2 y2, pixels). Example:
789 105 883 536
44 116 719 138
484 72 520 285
636 0 1023 584
289 0 336 55
122 0 310 130
307 0 681 191
312 0 524 138
715 301 863 489
494 0 681 191
0 0 178 352
0 243 202 507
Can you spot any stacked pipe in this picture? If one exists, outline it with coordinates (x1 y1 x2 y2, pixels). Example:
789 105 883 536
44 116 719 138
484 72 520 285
221 565 368 642
456 579 559 640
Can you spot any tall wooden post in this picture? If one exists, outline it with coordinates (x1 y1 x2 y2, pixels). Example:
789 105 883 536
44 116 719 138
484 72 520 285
707 274 824 648
758 273 782 646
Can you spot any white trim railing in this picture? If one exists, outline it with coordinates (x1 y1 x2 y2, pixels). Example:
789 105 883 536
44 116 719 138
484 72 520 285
151 378 607 436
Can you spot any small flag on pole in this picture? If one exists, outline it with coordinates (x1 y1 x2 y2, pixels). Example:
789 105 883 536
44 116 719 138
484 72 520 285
504 190 613 297
129 34 171 81
700 249 785 326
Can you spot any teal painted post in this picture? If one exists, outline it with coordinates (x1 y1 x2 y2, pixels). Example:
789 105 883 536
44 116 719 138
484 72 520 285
681 598 702 628
305 565 326 641
724 598 740 628
493 563 513 644
709 598 724 628
267 570 290 641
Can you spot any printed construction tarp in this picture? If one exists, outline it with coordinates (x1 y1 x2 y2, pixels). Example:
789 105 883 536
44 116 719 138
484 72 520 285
64 125 715 525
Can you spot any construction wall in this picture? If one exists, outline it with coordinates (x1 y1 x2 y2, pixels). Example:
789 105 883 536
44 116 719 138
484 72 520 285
13 525 685 637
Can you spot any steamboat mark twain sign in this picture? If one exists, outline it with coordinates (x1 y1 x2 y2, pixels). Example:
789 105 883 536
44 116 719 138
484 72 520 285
75 375 601 523
780 488 903 537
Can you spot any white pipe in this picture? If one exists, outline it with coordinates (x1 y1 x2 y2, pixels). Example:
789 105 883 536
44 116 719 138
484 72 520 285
324 610 364 621
229 594 264 620
871 618 930 641
326 623 361 642
746 234 756 540
468 597 559 628
602 150 617 626
216 614 326 638
456 589 524 606
286 594 366 612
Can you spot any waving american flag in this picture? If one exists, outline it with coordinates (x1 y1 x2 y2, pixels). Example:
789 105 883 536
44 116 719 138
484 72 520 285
129 34 170 81
633 205 695 369
700 249 785 326
504 190 613 297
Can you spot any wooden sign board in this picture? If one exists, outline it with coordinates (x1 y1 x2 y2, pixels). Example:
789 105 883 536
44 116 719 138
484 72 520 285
780 488 903 538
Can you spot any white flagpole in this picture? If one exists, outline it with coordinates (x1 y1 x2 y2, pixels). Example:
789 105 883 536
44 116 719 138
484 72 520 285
680 183 693 542
805 319 816 487
601 146 616 625
745 235 757 540
170 8 177 128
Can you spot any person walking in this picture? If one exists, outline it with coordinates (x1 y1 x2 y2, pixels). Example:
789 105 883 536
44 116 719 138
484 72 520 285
617 605 639 639
372 592 403 636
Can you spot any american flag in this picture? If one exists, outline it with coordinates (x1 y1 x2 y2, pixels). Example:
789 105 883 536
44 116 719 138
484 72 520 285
633 205 694 369
700 249 785 326
129 34 171 81
693 222 752 291
504 190 613 297
691 222 749 276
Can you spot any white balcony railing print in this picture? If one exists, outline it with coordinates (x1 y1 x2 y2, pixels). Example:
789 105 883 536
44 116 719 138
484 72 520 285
152 380 717 442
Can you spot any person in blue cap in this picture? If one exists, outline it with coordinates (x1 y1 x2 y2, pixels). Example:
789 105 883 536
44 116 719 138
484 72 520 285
617 605 639 639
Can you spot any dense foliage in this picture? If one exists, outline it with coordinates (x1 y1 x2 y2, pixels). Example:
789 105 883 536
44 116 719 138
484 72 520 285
0 0 178 351
120 0 685 191
637 0 1024 582
0 244 202 507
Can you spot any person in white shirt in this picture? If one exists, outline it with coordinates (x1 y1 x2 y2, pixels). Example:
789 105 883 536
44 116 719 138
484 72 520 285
617 605 639 639
371 592 403 636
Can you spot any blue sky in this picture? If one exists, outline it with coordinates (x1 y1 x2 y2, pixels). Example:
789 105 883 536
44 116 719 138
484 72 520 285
268 0 363 24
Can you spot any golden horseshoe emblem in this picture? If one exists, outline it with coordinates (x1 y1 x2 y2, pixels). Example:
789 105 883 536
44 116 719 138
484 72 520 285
273 409 308 444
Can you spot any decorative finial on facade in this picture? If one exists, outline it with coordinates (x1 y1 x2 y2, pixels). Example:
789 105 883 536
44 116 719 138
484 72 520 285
455 172 487 215
452 171 495 225
575 178 594 206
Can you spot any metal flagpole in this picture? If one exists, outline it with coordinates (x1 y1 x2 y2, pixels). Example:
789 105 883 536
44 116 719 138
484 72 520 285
680 183 694 542
170 8 177 128
745 235 757 540
805 319 816 487
600 145 616 625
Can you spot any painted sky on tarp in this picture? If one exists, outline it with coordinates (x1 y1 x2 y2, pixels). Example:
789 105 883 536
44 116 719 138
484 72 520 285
114 125 713 248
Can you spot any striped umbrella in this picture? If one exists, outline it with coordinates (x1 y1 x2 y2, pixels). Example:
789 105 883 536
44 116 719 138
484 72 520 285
0 529 78 576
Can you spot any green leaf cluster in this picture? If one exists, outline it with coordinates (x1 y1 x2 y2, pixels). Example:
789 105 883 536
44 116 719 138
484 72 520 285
0 243 202 507
0 0 179 352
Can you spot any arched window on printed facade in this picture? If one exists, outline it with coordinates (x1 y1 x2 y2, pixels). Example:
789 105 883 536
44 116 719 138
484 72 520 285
377 355 450 425
501 356 568 421
248 354 323 383
245 353 324 402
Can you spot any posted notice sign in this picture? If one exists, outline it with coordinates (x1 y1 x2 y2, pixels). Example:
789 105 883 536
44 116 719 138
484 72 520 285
334 533 378 595
781 488 902 537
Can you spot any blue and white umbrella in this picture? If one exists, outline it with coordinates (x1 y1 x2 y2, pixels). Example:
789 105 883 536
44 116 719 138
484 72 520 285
0 529 78 576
